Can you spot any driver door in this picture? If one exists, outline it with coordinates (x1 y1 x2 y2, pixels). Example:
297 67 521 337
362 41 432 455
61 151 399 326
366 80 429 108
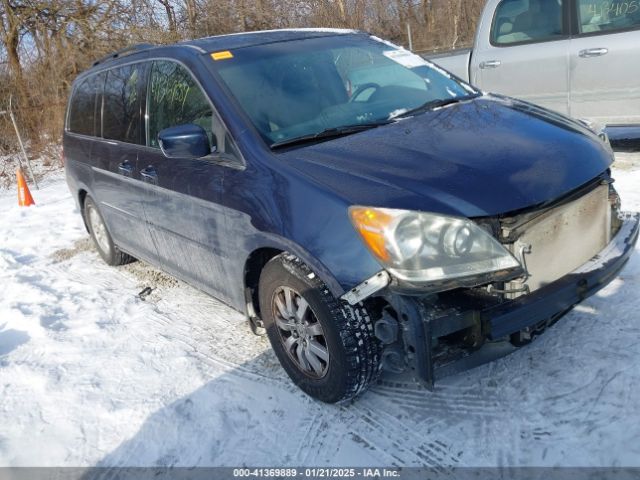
139 60 240 300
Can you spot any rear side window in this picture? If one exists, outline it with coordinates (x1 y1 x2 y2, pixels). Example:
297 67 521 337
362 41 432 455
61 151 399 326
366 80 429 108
577 0 640 33
147 61 213 149
68 74 103 136
103 64 144 144
492 0 565 45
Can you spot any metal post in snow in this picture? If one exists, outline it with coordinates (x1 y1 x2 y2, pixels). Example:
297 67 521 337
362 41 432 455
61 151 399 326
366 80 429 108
8 95 39 190
407 22 413 51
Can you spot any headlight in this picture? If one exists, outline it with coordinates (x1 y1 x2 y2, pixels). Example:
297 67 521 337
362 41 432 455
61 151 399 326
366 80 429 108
349 206 521 285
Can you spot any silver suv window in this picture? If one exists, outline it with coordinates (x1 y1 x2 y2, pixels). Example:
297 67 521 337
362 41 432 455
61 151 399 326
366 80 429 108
492 0 565 45
577 0 640 33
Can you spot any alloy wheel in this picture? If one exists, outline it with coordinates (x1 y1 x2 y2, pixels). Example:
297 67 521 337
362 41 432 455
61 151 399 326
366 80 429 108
88 205 111 256
272 286 329 378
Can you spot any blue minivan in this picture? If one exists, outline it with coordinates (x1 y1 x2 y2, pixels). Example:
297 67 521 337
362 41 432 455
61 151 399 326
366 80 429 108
64 29 639 403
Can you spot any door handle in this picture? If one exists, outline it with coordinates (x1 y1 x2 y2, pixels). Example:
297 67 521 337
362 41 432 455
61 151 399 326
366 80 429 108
479 60 501 69
579 48 608 58
140 165 158 185
118 161 134 176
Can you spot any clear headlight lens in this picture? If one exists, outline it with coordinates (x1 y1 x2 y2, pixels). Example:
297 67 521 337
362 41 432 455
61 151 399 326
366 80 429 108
349 206 521 284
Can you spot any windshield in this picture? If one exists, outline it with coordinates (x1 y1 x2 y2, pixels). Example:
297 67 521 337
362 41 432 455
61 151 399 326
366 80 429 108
212 34 478 148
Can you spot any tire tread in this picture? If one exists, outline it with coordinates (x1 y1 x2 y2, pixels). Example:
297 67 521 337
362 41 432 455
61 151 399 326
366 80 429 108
276 253 382 403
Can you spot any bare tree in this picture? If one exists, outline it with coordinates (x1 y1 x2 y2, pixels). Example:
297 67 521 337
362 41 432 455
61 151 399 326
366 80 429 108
0 0 25 82
0 0 486 154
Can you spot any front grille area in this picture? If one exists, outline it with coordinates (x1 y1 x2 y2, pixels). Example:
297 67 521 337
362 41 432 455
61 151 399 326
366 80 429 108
502 184 611 297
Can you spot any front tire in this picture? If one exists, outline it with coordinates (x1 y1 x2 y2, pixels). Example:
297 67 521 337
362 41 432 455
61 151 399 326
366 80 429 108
259 253 381 403
84 196 134 266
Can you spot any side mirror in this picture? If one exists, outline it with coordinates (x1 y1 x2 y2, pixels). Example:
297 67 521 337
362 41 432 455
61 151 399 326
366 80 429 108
158 124 211 159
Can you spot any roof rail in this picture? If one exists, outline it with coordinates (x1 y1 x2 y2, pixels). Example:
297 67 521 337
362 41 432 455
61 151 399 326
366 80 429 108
92 43 156 67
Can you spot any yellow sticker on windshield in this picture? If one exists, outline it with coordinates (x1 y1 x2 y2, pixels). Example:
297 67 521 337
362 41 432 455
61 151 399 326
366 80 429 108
211 51 234 61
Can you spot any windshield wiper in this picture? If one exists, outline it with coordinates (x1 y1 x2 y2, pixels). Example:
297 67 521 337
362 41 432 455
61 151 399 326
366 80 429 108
270 121 392 150
393 93 481 120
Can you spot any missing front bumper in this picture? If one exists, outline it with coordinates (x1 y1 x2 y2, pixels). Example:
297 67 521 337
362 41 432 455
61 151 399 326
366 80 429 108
389 212 639 387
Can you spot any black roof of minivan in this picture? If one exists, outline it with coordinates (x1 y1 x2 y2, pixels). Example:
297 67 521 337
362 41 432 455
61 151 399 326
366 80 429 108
91 29 363 68
183 28 361 52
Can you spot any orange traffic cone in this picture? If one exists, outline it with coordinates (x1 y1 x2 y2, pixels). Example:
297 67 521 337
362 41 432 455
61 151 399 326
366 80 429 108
17 168 35 207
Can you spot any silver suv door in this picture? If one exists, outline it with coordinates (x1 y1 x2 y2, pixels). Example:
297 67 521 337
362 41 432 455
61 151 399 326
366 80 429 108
472 0 570 115
569 0 640 125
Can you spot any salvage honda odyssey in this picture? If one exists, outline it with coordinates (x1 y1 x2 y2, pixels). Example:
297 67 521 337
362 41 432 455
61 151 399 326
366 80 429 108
64 29 639 403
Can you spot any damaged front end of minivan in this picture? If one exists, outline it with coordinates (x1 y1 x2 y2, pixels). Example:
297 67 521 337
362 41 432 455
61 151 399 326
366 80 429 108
342 174 640 387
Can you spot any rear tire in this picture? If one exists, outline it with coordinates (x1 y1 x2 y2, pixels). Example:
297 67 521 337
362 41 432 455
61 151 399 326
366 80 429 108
84 196 134 266
259 253 381 403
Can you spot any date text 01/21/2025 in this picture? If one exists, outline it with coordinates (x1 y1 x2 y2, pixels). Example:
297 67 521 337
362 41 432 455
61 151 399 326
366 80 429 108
232 468 401 478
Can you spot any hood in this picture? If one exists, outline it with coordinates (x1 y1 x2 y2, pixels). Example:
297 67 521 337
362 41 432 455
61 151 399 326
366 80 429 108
278 95 613 218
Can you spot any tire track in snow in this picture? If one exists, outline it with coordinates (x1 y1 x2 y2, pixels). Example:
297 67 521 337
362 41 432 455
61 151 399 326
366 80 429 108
370 383 503 419
140 305 280 383
296 413 337 465
342 401 459 469
327 409 406 466
54 248 277 381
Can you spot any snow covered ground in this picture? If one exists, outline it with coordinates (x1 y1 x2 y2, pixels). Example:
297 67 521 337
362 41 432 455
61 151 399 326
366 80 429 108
0 155 639 468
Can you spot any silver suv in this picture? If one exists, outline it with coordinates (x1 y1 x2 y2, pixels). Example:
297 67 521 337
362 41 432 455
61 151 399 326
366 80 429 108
428 0 640 130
